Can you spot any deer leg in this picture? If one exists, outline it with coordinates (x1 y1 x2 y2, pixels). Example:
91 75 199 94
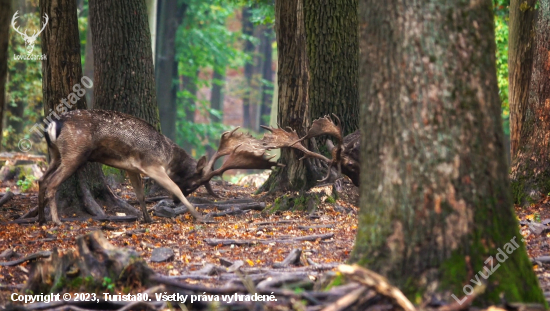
141 166 203 222
38 160 60 224
127 172 152 223
43 159 87 225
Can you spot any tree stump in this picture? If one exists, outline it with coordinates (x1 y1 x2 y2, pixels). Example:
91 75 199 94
24 230 153 294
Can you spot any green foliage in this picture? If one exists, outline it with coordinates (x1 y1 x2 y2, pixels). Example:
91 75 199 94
494 1 510 135
16 175 36 192
4 10 44 152
175 0 248 154
102 277 115 292
494 0 510 135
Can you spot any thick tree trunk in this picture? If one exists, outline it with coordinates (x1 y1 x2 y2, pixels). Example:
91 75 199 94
242 7 254 129
39 0 117 220
508 0 538 157
0 0 10 152
259 27 274 124
509 2 550 205
351 0 545 305
258 0 319 192
89 0 160 130
304 0 358 137
155 0 187 141
83 23 94 108
210 68 225 124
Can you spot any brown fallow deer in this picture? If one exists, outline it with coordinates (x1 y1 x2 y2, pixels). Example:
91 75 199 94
39 110 283 225
39 111 359 225
261 114 361 186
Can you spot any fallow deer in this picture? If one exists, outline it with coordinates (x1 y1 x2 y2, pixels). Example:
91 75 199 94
261 115 361 186
39 110 281 225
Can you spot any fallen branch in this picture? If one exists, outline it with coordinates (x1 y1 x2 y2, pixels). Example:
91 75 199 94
321 286 373 311
298 224 334 230
0 191 14 207
11 215 138 224
338 264 416 311
273 248 301 268
204 233 334 246
0 251 51 266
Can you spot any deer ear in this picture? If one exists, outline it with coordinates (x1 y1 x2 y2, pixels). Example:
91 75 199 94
196 155 208 173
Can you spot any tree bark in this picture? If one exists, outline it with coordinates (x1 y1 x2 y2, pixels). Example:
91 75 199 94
351 0 545 305
258 0 317 192
242 7 254 129
0 0 10 152
259 27 274 125
304 0 359 137
155 0 187 141
89 0 160 130
40 0 115 220
509 1 550 205
508 0 538 157
83 22 94 108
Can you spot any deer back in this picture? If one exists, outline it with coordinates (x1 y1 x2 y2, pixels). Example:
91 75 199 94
49 110 199 191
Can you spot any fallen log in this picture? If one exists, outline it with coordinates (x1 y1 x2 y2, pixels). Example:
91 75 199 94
0 250 51 266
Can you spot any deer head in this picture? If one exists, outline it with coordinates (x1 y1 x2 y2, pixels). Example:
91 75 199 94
11 11 49 54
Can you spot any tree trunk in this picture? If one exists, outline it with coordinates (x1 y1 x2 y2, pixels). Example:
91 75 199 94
0 0 10 152
508 0 538 157
89 0 160 130
258 0 319 192
304 0 359 137
259 27 274 125
509 1 550 205
83 23 94 108
242 7 254 129
39 0 123 221
155 0 187 141
350 0 545 305
210 67 225 124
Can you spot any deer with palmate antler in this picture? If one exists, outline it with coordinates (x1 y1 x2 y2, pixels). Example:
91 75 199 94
11 11 49 54
39 110 284 225
261 114 361 186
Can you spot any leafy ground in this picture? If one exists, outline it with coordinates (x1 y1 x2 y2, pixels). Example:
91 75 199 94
0 175 359 308
1 174 550 308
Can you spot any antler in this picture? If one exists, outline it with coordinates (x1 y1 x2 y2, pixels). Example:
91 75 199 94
200 127 281 182
259 126 331 162
11 11 28 38
263 114 344 183
30 13 49 39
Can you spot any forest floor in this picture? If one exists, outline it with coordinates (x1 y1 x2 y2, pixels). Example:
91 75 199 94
0 173 549 309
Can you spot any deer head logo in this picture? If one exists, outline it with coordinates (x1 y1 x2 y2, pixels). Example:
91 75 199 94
11 11 49 55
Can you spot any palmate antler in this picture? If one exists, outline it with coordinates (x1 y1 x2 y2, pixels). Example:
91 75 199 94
199 127 283 183
262 114 344 183
198 115 345 186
